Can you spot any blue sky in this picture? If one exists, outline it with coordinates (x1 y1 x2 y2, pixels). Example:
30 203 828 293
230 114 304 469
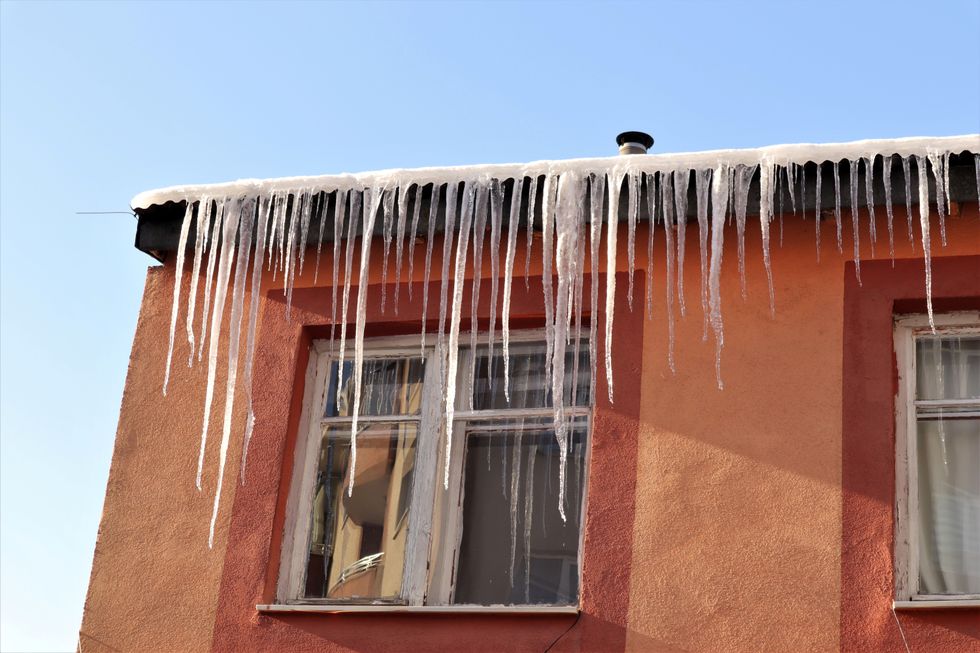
1 1 978 650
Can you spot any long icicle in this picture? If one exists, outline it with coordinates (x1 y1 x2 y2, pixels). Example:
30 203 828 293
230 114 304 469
541 174 557 390
185 197 212 364
848 159 862 283
914 155 935 331
393 185 410 312
832 162 843 254
468 182 489 410
695 169 711 340
863 157 877 258
902 156 915 249
406 184 424 301
524 177 537 290
644 173 657 321
626 169 639 310
604 169 623 403
588 174 604 406
757 161 776 314
336 191 361 412
209 199 255 547
420 184 441 351
927 151 948 247
163 202 195 395
487 179 503 390
196 199 240 490
709 165 730 389
502 178 523 402
883 156 896 260
674 170 690 317
437 184 458 347
661 173 676 373
198 201 224 361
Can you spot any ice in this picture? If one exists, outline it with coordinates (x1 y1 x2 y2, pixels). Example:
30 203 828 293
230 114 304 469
661 173 677 372
163 202 195 396
756 162 775 313
588 174 605 406
883 156 896 259
312 192 327 284
524 178 537 290
914 155 935 331
848 160 862 283
644 173 657 321
296 189 314 276
209 199 255 548
419 184 441 351
240 196 272 478
442 182 474 490
709 165 730 390
437 184 459 347
863 157 877 258
336 190 361 412
329 190 348 346
523 440 537 603
832 162 843 254
348 185 383 497
694 169 711 340
487 180 503 389
927 151 947 246
902 156 915 248
541 174 556 390
406 185 423 301
468 183 489 409
975 155 980 203
673 170 690 317
502 178 524 402
508 430 523 588
626 169 640 310
380 189 395 313
198 200 224 362
787 162 798 214
815 166 822 261
733 164 756 299
196 199 241 490
604 170 623 403
392 186 410 312
185 197 211 364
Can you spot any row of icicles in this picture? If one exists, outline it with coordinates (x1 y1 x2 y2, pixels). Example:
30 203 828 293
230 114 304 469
158 151 979 546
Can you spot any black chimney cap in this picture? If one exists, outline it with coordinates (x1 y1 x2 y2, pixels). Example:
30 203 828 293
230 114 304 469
616 131 655 149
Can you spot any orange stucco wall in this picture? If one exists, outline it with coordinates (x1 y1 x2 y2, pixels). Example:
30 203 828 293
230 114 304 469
80 201 980 652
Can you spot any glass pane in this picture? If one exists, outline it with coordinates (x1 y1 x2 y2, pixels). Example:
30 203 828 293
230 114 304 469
916 416 980 594
325 356 425 418
452 417 587 606
915 336 980 401
304 422 418 601
470 341 590 410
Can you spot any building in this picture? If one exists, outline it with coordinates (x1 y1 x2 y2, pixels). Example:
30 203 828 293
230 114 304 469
80 134 980 652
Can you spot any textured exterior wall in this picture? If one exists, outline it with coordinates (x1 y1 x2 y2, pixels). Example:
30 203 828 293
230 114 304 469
80 203 980 652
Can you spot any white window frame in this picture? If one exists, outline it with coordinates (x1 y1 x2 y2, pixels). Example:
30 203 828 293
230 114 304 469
273 330 592 611
893 311 980 607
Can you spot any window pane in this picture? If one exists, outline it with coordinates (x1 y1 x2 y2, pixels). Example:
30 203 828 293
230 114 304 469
916 415 980 595
915 336 980 401
452 418 587 606
470 342 590 410
325 357 425 418
304 422 418 601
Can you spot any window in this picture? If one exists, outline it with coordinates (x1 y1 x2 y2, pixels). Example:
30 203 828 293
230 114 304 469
894 312 980 602
277 331 591 608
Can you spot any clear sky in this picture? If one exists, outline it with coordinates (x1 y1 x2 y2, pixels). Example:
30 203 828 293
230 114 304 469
1 1 978 651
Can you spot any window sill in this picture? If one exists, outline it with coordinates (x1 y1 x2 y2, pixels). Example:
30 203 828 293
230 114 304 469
257 603 580 615
893 599 980 610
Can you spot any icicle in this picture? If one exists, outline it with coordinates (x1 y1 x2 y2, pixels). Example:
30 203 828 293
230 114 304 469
644 174 657 321
163 202 195 396
733 164 756 299
198 201 224 361
208 199 255 547
604 169 623 403
815 166 822 261
588 174 604 406
756 162 775 314
541 174 557 390
282 192 299 303
508 430 523 589
285 190 311 316
348 185 384 497
185 197 212 364
787 163 797 214
502 179 523 402
524 177 537 290
296 189 314 276
975 154 980 203
661 173 677 373
863 157 877 258
902 156 915 248
695 169 711 340
442 183 474 490
437 184 459 347
775 166 784 247
196 199 241 490
487 180 503 388
523 440 537 604
927 151 948 247
848 159 862 283
551 173 584 521
468 182 489 410
674 170 689 317
392 186 410 313
336 191 361 411
626 169 640 310
420 185 441 351
915 155 935 331
883 156 896 260
329 190 348 345
709 165 730 390
379 189 395 313
312 192 328 284
406 185 423 301
832 162 843 254
241 196 272 478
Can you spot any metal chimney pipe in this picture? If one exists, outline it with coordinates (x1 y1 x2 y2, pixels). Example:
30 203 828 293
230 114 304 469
616 131 654 155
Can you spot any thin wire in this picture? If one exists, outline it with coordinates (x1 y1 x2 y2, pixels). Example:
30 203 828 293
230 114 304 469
543 610 581 652
891 607 912 653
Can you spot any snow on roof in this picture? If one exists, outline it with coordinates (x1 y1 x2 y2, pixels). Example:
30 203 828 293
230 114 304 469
131 134 980 210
